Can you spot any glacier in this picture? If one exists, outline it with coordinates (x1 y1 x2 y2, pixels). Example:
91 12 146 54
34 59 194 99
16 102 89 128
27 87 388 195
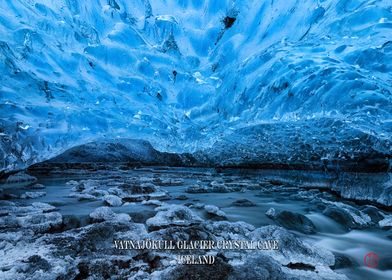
2 2 392 279
1 0 392 172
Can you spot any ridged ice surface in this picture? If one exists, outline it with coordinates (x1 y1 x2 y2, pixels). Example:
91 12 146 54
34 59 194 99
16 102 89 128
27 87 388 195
1 0 392 170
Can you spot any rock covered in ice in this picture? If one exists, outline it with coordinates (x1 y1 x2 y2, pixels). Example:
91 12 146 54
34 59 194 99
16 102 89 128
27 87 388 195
282 265 348 280
17 212 62 233
0 201 60 233
247 226 335 267
68 192 97 201
231 253 343 280
157 257 233 280
3 172 37 186
70 179 99 193
65 180 78 187
321 200 371 230
185 182 241 194
89 206 131 224
228 253 291 280
185 184 209 194
204 205 227 220
331 253 358 270
107 182 170 203
231 199 256 207
141 199 164 206
175 195 188 200
379 216 392 228
149 217 346 279
113 213 132 224
204 221 255 240
68 179 109 201
0 236 70 280
28 183 46 190
362 205 385 224
265 208 316 234
103 194 123 207
266 208 277 218
154 178 184 186
20 191 46 199
90 206 112 221
146 205 202 231
115 182 159 195
31 202 56 213
209 181 242 193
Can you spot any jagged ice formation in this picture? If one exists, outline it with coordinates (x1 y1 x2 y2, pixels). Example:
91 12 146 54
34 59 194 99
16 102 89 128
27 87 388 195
1 0 392 171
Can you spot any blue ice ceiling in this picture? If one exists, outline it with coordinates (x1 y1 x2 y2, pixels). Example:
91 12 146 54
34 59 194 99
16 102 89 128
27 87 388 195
1 0 392 171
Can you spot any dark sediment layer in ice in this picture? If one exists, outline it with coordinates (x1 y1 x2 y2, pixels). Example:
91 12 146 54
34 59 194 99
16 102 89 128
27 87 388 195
22 139 392 207
29 137 391 173
28 139 198 172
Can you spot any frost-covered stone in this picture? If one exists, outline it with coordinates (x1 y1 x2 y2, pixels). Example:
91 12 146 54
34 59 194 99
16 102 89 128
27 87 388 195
20 191 46 199
282 265 348 280
65 180 78 187
228 253 288 280
185 182 241 194
265 208 316 234
31 202 56 213
103 195 122 207
68 192 97 201
209 181 242 193
175 195 188 200
362 206 384 224
205 221 255 240
17 212 62 233
107 183 169 202
379 216 392 228
322 201 371 230
89 206 115 222
114 213 132 223
158 257 233 280
28 184 46 190
67 179 110 201
185 184 209 194
146 205 202 230
4 172 37 186
232 199 256 207
141 199 163 206
266 208 277 219
204 205 227 220
247 226 335 267
89 206 131 224
154 178 184 186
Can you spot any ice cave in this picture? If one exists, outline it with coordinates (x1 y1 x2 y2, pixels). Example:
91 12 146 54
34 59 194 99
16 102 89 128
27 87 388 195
0 0 392 279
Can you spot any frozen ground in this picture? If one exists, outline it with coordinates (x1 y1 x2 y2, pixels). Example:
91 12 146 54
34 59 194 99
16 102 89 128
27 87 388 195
1 167 392 280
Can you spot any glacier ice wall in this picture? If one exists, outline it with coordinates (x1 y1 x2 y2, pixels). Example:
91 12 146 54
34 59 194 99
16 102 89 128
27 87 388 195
0 0 392 171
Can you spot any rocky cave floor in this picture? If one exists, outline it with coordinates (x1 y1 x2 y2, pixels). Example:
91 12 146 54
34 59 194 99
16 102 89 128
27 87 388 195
1 167 392 280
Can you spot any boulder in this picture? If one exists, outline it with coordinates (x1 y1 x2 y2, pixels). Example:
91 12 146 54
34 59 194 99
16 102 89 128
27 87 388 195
266 208 316 234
